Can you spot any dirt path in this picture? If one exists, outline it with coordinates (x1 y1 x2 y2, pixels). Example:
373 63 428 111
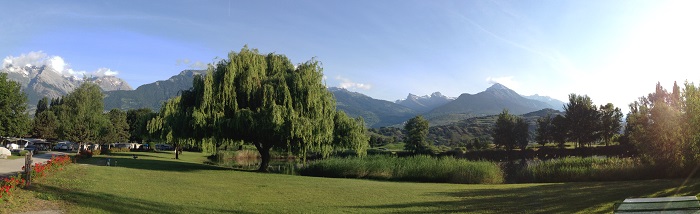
0 151 69 177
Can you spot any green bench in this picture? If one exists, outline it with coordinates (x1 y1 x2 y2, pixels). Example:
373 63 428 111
614 196 700 213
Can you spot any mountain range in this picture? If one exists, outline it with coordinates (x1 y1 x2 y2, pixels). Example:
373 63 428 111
2 65 566 128
395 92 454 113
1 64 131 110
332 83 564 127
422 83 556 126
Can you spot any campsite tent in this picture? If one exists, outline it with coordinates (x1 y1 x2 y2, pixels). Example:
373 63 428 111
0 147 11 157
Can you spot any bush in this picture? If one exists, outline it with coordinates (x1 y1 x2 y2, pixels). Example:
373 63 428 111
91 149 101 156
77 150 93 159
299 155 504 184
18 150 28 156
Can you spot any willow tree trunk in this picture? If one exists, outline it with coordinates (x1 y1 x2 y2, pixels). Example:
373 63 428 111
175 144 180 160
254 143 272 172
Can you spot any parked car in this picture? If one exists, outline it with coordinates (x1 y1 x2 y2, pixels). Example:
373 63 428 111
54 142 74 151
24 145 37 152
155 144 174 151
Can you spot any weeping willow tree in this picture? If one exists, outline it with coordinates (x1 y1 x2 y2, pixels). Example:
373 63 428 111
149 47 368 170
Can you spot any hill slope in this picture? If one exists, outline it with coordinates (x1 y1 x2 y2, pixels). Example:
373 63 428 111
103 70 205 111
330 87 417 128
525 94 566 111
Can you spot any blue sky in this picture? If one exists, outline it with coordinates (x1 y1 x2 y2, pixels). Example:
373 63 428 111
2 0 700 112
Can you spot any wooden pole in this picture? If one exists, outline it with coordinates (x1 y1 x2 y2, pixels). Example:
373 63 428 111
24 151 33 187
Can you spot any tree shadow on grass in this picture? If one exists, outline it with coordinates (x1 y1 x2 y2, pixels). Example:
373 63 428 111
100 152 171 159
76 156 229 172
347 179 700 213
30 185 255 214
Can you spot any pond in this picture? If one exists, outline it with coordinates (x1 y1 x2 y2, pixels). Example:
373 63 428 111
217 158 302 175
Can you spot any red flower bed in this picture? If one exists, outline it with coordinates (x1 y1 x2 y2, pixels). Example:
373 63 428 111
21 155 72 179
0 175 25 201
2 155 72 202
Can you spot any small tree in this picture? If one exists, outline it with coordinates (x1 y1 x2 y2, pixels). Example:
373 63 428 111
599 103 622 146
564 94 600 148
333 111 370 156
514 117 529 150
535 114 553 146
0 73 31 137
493 110 515 151
404 115 430 154
493 109 529 152
551 115 568 148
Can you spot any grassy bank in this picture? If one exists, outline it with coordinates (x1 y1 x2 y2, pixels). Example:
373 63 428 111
515 157 657 183
299 155 504 184
7 151 700 213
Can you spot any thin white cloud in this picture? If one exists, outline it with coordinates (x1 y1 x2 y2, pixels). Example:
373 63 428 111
189 61 207 69
486 76 519 89
93 67 118 76
177 58 207 69
336 76 371 90
2 51 120 78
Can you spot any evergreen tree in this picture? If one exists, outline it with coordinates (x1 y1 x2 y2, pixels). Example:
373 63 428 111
35 97 49 117
127 108 156 143
102 109 130 144
33 111 58 140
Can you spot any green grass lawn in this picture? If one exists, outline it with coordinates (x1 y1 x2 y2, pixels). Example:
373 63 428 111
376 142 405 151
15 151 700 213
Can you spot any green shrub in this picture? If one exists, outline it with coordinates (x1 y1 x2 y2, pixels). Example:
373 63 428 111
107 147 131 153
299 155 504 184
19 150 29 156
515 157 657 182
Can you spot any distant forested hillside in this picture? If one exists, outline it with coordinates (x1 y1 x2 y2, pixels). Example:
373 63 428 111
103 70 205 111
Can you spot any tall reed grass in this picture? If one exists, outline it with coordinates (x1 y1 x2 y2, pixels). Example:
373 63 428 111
515 157 657 183
299 155 504 184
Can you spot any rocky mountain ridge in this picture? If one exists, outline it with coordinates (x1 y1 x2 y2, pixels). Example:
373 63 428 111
1 64 131 108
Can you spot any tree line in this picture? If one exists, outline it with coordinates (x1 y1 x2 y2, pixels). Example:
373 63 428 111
0 71 156 148
30 83 157 147
530 94 623 149
626 82 700 174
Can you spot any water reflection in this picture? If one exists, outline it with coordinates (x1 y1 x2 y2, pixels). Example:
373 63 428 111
219 158 301 175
